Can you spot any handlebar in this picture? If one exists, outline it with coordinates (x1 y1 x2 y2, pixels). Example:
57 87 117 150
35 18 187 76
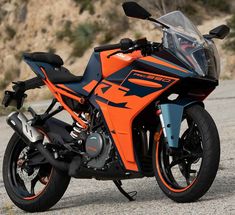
94 38 160 57
94 38 137 52
94 43 121 52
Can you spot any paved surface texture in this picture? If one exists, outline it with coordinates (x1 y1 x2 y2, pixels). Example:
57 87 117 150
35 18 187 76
0 80 234 215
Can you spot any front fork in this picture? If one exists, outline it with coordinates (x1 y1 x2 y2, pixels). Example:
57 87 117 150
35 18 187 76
156 99 203 149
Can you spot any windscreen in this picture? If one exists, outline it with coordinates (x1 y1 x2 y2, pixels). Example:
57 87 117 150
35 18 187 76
157 11 219 79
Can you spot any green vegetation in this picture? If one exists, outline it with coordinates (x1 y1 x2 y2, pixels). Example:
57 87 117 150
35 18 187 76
5 25 16 40
56 21 99 57
0 8 7 24
99 9 129 44
180 4 201 24
73 0 95 15
46 14 53 25
0 69 20 90
47 46 56 54
134 31 143 40
197 0 230 12
56 20 72 40
41 28 47 34
70 22 99 56
224 14 235 52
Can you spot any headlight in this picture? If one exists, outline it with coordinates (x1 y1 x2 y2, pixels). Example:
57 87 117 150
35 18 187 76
206 39 220 80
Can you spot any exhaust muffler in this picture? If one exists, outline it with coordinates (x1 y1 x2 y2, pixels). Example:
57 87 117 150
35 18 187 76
7 112 69 172
7 112 43 143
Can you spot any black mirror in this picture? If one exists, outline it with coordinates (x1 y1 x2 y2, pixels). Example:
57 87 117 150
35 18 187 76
209 25 230 39
122 2 152 20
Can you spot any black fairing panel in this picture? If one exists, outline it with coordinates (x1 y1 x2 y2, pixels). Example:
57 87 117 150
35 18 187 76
154 49 190 69
105 49 192 87
106 64 135 84
64 52 102 96
136 51 192 78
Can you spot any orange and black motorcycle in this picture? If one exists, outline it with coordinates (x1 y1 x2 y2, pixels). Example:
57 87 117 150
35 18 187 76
2 2 230 212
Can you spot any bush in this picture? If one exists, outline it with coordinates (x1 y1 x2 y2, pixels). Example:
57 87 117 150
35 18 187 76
179 4 202 24
197 0 230 12
224 14 235 52
98 9 129 44
41 28 47 34
0 8 7 24
70 23 99 57
0 69 20 90
56 21 99 57
73 0 95 15
5 25 16 40
134 31 143 40
47 46 56 54
46 14 53 25
56 20 72 40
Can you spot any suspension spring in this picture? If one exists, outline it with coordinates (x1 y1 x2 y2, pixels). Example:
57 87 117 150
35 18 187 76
70 112 89 139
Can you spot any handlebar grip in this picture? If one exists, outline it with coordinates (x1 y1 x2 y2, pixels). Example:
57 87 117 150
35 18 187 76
94 43 121 52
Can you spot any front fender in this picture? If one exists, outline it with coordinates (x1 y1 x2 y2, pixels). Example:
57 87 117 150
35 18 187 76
157 99 204 148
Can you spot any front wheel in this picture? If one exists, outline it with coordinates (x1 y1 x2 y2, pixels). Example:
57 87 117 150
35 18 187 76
2 133 71 212
153 105 220 202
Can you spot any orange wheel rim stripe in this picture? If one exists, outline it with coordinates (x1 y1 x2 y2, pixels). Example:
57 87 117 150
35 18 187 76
23 163 54 200
155 130 196 193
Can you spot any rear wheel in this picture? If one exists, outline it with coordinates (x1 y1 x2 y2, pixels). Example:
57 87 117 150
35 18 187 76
2 133 71 212
153 105 220 202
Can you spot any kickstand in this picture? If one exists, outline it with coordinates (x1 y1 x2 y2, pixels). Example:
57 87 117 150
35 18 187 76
113 180 137 201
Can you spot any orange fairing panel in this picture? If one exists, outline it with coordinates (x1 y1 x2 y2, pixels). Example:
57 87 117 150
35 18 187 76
100 50 142 78
95 70 179 171
83 80 98 93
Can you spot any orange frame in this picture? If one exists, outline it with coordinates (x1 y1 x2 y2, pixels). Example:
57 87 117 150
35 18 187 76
40 67 88 129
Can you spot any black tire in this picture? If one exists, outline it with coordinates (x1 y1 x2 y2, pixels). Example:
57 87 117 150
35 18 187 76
153 105 220 202
2 133 71 212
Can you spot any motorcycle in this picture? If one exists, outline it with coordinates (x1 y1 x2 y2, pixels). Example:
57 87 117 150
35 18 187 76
2 2 230 212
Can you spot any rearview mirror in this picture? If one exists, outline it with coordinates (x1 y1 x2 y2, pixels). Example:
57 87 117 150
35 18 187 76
209 25 230 39
122 2 152 20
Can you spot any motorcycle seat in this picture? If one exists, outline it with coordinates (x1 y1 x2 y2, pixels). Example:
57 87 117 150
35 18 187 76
45 66 83 84
24 52 82 84
24 52 64 67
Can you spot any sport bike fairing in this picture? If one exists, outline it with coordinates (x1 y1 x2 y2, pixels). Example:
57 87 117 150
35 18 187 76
95 70 179 171
23 49 195 172
93 52 194 171
21 9 219 173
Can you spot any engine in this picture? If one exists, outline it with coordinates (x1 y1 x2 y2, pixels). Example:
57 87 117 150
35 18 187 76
85 132 112 169
70 111 113 169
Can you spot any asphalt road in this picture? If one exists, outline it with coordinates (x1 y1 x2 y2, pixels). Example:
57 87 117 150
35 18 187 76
0 80 234 215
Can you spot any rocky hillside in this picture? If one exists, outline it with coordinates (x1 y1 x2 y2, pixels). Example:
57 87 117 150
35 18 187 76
0 0 234 100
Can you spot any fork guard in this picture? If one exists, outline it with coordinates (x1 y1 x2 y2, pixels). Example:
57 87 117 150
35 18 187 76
158 99 204 148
